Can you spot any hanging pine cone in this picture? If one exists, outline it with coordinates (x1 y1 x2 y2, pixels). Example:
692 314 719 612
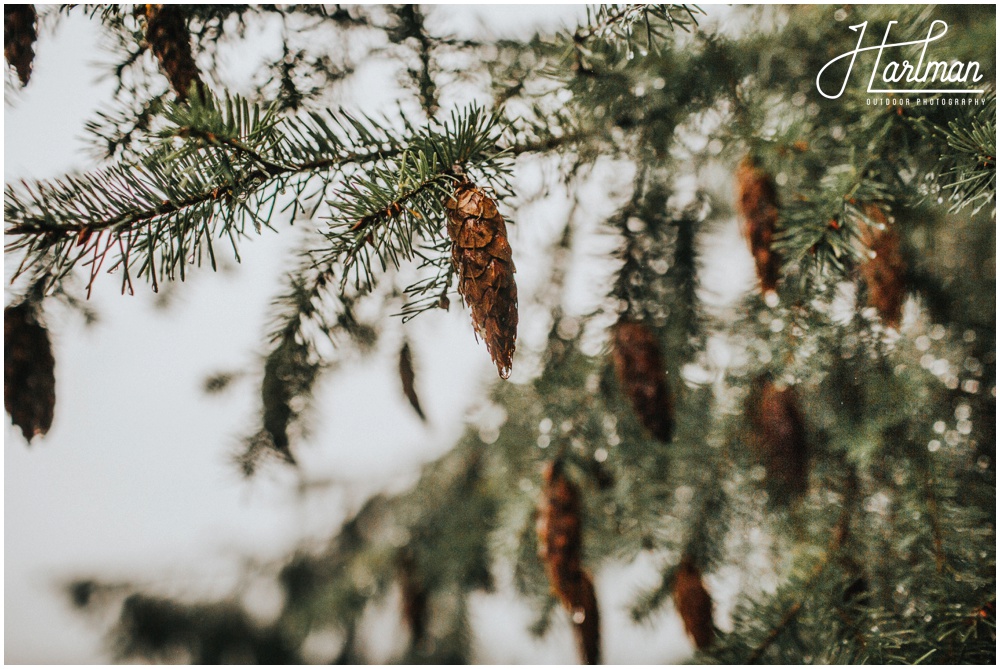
4 300 55 442
537 460 601 665
572 573 600 666
858 204 905 329
398 549 429 650
444 180 518 379
736 156 781 300
673 556 714 650
143 4 203 100
398 342 426 421
4 5 37 86
611 320 674 443
746 376 808 499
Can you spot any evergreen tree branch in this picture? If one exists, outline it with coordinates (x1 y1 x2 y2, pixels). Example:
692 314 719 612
319 105 512 297
912 92 996 214
745 504 852 663
389 5 440 118
575 5 704 50
5 95 510 297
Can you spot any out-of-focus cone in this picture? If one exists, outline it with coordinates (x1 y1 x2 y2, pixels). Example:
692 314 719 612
736 156 781 301
398 549 429 650
858 204 905 329
673 556 714 650
611 320 674 443
537 461 601 664
142 4 204 99
4 5 36 86
4 300 55 442
747 375 808 499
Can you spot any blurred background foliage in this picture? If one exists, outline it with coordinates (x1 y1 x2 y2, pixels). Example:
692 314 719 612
4 3 995 664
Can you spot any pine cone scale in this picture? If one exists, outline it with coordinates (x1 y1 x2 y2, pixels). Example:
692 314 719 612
457 218 496 248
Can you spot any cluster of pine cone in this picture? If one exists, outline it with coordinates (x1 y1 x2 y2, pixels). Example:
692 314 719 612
5 5 204 98
734 153 907 505
735 154 906 325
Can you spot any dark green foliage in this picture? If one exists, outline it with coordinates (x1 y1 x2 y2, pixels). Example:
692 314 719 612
114 594 300 664
6 3 995 665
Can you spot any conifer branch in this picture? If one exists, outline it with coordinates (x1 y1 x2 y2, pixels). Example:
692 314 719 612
776 168 894 289
390 5 439 118
319 105 512 302
5 95 511 298
240 249 378 474
746 500 853 663
576 5 704 46
913 92 996 214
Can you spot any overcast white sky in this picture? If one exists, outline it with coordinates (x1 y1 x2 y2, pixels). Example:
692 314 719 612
3 5 755 663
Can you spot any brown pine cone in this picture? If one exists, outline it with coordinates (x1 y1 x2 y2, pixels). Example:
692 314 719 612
747 376 808 498
537 461 601 665
572 572 601 666
4 301 55 442
611 320 674 443
4 5 37 86
444 181 518 378
736 156 781 299
858 205 905 329
673 556 714 650
143 4 203 100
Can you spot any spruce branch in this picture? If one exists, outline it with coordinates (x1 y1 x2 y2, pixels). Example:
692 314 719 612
744 503 853 663
775 168 894 290
913 92 996 214
576 4 704 50
389 5 439 118
5 95 510 297
559 4 705 79
319 105 513 304
240 248 378 475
